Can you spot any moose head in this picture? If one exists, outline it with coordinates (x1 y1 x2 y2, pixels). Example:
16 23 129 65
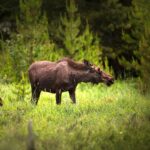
83 59 114 86
95 67 114 86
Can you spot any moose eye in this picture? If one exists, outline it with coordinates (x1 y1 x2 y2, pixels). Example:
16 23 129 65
90 68 96 73
96 68 102 74
98 70 102 75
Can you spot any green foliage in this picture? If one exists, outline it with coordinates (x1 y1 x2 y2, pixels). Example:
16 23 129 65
138 22 150 92
0 0 62 81
57 0 101 64
57 0 81 56
12 72 30 102
0 81 150 150
19 0 42 25
119 0 143 70
75 23 101 65
124 0 150 92
17 0 56 63
0 41 12 82
83 0 139 78
1 0 150 82
1 0 150 80
4 34 29 80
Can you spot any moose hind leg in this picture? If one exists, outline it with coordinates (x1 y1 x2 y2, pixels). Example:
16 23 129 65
31 86 41 105
69 88 76 104
56 90 62 105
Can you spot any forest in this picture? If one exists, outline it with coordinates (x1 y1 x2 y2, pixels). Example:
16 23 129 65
0 0 150 150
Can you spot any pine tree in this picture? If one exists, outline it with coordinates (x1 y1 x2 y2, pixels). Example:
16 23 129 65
130 0 150 92
3 0 57 81
117 0 143 78
138 22 150 92
12 72 30 101
57 0 81 56
17 0 55 63
57 0 101 64
76 22 101 64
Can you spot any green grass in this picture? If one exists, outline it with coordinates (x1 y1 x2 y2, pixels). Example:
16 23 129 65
0 80 150 150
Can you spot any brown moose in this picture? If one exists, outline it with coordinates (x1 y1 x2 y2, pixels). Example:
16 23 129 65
28 58 114 105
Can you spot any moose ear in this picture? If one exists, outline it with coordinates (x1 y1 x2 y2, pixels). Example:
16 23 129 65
97 67 102 74
83 59 90 66
97 68 100 72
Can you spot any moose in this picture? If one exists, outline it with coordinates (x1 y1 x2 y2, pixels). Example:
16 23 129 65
28 58 114 105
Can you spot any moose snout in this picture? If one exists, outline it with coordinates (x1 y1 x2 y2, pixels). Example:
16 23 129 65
106 78 114 86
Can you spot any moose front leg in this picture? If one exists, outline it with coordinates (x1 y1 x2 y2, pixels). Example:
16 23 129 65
69 88 76 104
56 90 62 105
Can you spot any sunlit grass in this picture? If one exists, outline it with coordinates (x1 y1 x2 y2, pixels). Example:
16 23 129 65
0 80 150 150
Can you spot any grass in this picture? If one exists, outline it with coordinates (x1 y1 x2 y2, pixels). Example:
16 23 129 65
0 80 150 150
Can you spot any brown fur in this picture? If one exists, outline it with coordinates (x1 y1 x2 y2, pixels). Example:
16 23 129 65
28 58 114 105
57 58 89 70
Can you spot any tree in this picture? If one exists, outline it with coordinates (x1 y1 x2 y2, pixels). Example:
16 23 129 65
0 0 58 81
117 0 143 78
138 22 150 92
56 0 101 64
133 0 150 92
76 22 101 64
57 0 81 56
17 0 55 63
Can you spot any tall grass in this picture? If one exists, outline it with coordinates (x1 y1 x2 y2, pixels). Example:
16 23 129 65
0 80 150 150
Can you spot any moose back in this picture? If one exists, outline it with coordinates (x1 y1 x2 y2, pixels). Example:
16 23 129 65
28 58 114 105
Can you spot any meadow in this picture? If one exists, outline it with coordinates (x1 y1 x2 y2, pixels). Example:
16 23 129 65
0 80 150 150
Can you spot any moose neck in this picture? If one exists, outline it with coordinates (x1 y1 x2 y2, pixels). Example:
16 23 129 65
72 70 93 84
